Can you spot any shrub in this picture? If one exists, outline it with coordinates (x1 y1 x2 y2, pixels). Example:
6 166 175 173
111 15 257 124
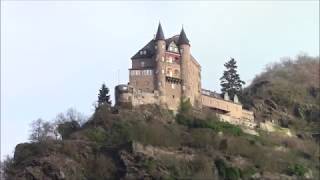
179 98 192 114
142 158 157 173
287 164 307 176
189 128 216 148
215 159 227 178
85 127 107 143
215 158 241 180
1 155 14 179
177 115 244 136
163 155 214 179
225 167 241 180
240 167 257 179
57 120 80 139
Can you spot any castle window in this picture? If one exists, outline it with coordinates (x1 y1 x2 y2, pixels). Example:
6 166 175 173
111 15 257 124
167 68 172 76
174 69 179 76
171 84 175 89
141 61 145 67
140 51 143 55
162 70 165 74
172 95 175 99
161 57 165 62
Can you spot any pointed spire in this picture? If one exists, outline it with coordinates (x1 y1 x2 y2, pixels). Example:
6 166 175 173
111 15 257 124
178 26 190 46
155 22 165 41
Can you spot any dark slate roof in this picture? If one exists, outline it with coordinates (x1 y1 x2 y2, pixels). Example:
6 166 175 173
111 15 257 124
155 23 165 40
178 28 190 46
131 40 156 59
131 33 189 59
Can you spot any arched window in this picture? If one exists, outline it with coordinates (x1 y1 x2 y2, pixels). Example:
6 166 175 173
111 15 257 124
174 69 179 76
167 68 172 76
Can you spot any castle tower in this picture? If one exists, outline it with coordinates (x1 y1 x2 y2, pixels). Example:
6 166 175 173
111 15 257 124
178 27 202 108
154 23 167 103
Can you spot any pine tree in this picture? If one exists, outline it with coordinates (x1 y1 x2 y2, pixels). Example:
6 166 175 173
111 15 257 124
220 58 245 98
97 83 111 107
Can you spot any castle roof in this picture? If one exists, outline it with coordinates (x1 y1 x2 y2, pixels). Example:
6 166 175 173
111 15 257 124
177 28 190 46
155 23 165 41
131 27 191 59
131 40 156 59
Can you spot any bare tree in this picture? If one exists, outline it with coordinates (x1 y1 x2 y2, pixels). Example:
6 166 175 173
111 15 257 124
54 108 87 126
1 155 14 179
53 108 88 139
29 118 54 142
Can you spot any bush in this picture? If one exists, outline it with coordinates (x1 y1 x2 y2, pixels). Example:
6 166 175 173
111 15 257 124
162 155 214 179
85 127 107 143
225 167 241 180
287 164 307 176
1 155 14 179
215 158 241 180
176 114 244 136
57 120 80 139
179 98 192 114
215 159 227 178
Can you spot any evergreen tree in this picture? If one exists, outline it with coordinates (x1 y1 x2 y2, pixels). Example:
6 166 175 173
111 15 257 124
97 83 111 107
220 58 245 98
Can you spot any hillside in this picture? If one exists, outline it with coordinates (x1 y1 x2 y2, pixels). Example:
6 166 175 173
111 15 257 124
2 55 320 180
240 55 319 134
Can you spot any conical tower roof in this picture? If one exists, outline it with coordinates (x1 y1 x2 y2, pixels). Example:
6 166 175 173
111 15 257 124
155 22 165 40
178 27 190 45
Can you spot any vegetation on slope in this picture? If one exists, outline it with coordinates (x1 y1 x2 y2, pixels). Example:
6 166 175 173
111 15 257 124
240 54 319 133
2 54 319 180
3 103 319 179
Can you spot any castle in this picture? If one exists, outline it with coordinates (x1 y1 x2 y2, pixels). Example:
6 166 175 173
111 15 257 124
115 23 255 128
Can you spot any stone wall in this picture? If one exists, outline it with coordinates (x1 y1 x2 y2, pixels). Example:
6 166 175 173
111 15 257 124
202 94 243 118
129 69 155 93
132 58 154 69
164 81 182 110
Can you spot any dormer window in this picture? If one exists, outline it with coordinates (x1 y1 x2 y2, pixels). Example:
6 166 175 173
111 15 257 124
140 50 147 55
168 42 178 53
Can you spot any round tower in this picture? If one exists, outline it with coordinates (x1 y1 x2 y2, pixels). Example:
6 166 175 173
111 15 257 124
154 23 166 103
178 28 192 101
178 27 202 108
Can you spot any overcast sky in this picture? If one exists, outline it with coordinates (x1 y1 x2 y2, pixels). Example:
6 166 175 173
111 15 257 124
1 1 319 159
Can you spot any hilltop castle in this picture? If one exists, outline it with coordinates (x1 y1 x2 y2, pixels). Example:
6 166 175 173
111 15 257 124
115 23 255 128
